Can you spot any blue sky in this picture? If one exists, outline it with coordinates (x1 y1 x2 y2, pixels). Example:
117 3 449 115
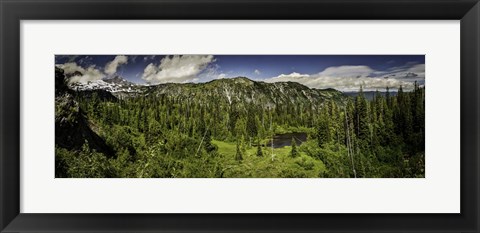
55 55 425 91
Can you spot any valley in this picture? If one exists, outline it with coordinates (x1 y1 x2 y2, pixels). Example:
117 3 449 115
55 66 425 178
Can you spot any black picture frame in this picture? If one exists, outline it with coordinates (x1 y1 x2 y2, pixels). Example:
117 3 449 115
1 0 479 232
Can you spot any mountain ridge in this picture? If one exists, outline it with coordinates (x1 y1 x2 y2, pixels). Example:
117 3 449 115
144 76 346 108
57 68 348 108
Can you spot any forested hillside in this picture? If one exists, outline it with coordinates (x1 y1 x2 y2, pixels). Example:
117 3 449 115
55 67 424 178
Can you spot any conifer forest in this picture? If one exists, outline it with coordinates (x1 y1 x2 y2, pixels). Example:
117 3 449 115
55 55 425 178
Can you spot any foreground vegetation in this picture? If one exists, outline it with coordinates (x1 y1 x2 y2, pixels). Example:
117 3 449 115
55 69 424 178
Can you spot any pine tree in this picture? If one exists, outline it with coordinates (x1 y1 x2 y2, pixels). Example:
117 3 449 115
235 139 243 161
203 129 216 152
290 138 298 158
385 86 391 108
246 106 258 145
317 111 331 147
354 86 369 141
256 139 263 157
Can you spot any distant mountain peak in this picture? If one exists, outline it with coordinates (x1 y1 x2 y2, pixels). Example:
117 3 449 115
56 69 348 105
68 76 139 94
146 76 347 108
231 76 252 81
210 76 254 84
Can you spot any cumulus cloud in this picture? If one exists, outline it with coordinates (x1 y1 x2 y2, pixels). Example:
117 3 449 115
69 67 105 83
254 69 261 75
197 63 229 82
56 62 105 83
265 64 424 92
141 55 215 84
56 62 84 74
104 55 128 76
319 65 373 78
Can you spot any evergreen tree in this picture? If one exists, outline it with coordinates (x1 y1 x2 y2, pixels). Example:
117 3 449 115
385 86 391 108
317 111 331 147
246 109 258 146
256 139 263 157
290 138 298 158
203 129 216 152
354 86 369 141
235 139 243 161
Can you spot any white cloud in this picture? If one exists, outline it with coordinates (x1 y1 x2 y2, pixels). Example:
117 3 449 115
404 64 425 80
408 64 425 73
254 69 261 75
265 64 424 92
141 55 215 84
375 63 425 79
319 65 373 78
104 55 128 76
56 62 84 74
273 72 310 80
56 62 105 83
69 67 105 83
197 63 222 82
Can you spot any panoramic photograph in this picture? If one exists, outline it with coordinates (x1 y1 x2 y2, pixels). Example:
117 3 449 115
55 55 425 178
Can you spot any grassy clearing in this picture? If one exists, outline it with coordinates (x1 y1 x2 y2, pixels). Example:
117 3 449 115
212 139 326 178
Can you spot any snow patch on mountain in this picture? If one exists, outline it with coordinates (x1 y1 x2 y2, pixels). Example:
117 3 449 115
68 77 140 93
